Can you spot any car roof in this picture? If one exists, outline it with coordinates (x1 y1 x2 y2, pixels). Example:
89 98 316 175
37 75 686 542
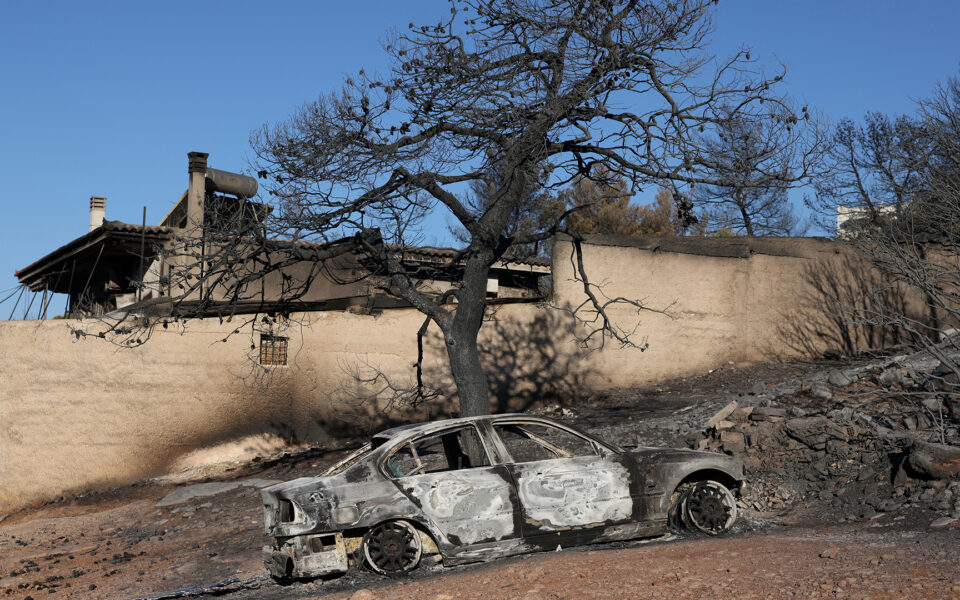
376 413 568 439
370 413 616 449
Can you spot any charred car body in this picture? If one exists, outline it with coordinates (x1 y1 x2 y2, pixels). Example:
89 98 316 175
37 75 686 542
261 414 744 579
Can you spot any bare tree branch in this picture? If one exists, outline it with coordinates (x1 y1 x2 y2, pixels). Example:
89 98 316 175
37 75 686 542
94 1 813 417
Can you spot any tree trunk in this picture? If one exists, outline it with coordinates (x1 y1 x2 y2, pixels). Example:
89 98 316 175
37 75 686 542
736 192 755 236
445 323 490 417
444 254 494 417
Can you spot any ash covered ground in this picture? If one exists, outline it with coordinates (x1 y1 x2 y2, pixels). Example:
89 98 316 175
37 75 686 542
2 350 959 599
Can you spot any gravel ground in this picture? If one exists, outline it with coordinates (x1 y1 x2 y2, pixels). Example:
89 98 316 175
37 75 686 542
319 519 960 600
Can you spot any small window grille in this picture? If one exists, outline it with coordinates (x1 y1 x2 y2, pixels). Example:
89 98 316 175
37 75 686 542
259 334 288 366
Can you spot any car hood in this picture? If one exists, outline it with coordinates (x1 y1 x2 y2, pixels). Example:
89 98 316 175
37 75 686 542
260 453 380 501
261 476 328 498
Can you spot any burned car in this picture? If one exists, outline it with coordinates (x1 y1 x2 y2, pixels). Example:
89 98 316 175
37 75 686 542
261 414 744 579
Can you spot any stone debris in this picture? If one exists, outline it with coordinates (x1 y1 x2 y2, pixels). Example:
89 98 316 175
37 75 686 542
809 383 833 401
907 439 960 480
782 416 850 451
930 516 957 528
706 400 739 428
689 347 960 523
719 430 745 454
749 407 786 422
827 370 856 387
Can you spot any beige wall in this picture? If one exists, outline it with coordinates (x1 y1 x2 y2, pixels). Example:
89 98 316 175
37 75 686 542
2 236 891 513
0 310 437 511
551 235 869 386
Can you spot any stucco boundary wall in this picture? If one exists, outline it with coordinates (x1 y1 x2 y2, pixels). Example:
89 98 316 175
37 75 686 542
1 236 876 512
552 235 860 384
0 308 455 513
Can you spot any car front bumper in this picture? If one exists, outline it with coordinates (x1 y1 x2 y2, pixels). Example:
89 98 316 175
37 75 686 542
263 532 349 579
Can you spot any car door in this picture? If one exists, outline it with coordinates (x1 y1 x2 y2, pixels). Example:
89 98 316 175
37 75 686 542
492 421 635 538
385 425 520 548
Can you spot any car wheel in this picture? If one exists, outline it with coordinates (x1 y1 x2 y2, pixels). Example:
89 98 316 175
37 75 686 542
362 520 423 575
679 480 738 535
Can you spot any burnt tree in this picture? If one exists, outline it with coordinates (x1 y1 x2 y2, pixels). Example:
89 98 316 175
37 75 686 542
247 0 810 416
693 107 825 236
143 0 809 417
809 71 960 397
808 111 927 236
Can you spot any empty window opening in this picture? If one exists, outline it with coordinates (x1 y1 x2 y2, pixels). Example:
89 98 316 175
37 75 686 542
385 427 490 477
260 334 288 366
495 423 598 463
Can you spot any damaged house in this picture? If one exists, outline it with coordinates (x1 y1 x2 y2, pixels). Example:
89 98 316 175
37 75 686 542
14 152 549 319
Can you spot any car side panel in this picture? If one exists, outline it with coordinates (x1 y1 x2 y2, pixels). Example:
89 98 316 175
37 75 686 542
393 465 519 548
507 454 634 534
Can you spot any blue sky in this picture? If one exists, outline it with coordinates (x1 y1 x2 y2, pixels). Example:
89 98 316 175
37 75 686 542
2 1 958 317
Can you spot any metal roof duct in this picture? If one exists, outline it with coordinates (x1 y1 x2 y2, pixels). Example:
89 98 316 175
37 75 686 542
205 167 258 198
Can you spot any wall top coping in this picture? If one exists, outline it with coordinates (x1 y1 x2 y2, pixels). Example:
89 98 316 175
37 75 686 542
554 234 846 260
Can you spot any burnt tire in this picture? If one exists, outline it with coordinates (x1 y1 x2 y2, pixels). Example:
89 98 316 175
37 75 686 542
669 480 738 536
362 520 422 575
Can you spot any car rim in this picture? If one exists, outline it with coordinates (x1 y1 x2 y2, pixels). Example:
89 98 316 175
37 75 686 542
683 481 737 535
363 520 422 574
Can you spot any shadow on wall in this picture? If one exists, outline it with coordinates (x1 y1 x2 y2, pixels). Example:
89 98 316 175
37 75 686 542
481 304 589 413
774 254 929 357
326 305 592 433
145 305 592 472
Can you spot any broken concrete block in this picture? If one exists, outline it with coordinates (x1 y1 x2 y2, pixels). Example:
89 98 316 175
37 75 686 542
878 367 909 387
749 407 787 421
783 416 848 450
930 516 957 528
893 460 909 487
707 400 739 429
933 360 959 377
827 370 855 387
929 363 960 391
715 420 736 430
810 383 833 400
720 431 745 454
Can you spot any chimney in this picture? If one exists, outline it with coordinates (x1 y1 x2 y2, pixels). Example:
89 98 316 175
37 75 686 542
89 196 106 232
186 151 209 230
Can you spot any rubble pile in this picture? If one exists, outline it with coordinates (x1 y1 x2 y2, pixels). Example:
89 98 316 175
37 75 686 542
694 355 960 523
